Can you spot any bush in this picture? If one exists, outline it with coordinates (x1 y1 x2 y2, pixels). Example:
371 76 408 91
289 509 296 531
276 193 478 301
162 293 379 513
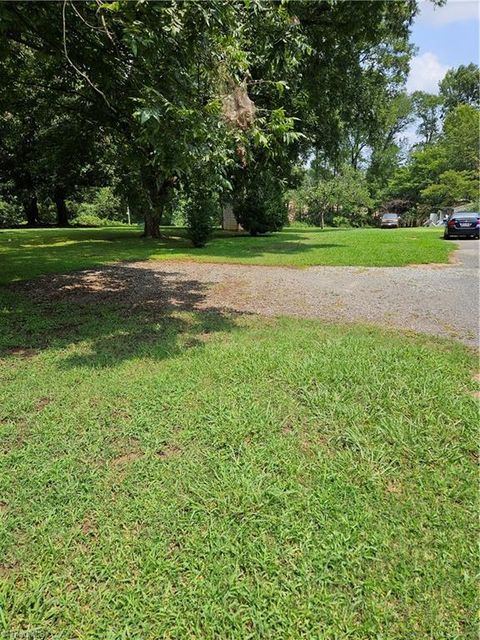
92 187 123 221
233 174 288 235
332 215 352 227
71 210 112 227
0 200 23 228
72 187 124 223
185 191 218 247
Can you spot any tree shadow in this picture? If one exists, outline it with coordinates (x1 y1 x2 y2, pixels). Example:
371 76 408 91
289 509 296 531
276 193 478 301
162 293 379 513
1 265 243 369
1 227 346 285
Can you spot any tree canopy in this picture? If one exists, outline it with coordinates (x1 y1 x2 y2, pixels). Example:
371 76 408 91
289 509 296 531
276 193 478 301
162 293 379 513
3 0 475 237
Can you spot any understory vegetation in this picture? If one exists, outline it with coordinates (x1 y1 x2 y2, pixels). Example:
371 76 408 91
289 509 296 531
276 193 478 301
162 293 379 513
0 289 477 638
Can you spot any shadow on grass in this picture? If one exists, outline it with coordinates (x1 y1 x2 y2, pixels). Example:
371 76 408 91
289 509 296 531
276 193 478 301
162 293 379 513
0 265 243 369
0 226 345 284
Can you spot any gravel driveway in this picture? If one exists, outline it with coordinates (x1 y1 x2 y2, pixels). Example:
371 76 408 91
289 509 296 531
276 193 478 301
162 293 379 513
133 239 479 346
15 239 479 347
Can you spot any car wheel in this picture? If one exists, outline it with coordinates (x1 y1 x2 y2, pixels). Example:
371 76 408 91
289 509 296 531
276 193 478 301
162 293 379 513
444 233 450 240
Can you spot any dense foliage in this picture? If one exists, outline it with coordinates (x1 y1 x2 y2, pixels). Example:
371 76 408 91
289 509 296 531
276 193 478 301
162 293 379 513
291 166 372 228
233 163 289 235
387 104 480 215
1 1 476 237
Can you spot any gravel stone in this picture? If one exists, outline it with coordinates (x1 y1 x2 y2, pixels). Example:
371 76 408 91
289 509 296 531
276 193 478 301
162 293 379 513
14 239 479 347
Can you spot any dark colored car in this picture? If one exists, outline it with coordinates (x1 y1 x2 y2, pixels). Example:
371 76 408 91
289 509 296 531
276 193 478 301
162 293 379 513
444 212 480 239
380 213 400 228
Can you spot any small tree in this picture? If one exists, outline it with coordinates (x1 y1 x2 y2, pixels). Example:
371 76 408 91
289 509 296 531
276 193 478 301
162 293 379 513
233 170 288 236
185 188 219 248
292 166 372 228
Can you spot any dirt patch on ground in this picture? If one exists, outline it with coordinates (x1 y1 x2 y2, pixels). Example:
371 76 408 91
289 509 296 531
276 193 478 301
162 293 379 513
35 397 52 411
386 481 402 495
110 437 143 466
0 562 19 576
4 347 38 358
10 265 210 312
110 408 131 421
112 451 143 465
80 518 97 536
156 445 181 459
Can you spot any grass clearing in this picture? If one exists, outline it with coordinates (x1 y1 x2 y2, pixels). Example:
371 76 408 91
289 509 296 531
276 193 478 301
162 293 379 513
0 225 454 284
0 287 477 638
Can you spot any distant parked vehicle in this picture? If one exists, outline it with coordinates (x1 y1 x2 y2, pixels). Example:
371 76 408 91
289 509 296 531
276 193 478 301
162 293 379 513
444 212 480 240
380 213 400 228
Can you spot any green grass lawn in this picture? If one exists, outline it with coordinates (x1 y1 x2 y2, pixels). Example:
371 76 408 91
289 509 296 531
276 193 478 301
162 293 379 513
0 225 453 284
0 287 477 638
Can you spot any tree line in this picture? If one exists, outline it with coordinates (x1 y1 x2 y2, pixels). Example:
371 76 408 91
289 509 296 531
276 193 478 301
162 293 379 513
0 1 477 244
292 63 479 228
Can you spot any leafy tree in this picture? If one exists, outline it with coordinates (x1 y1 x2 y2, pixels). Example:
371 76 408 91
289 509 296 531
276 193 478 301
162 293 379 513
387 143 446 204
292 166 372 228
442 104 480 171
0 35 111 226
411 91 443 145
421 170 478 208
367 92 413 201
387 104 479 214
233 167 288 235
440 64 480 112
0 2 225 234
293 1 415 170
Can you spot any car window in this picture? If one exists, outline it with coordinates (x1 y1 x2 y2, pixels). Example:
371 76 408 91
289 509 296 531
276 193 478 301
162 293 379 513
382 214 398 219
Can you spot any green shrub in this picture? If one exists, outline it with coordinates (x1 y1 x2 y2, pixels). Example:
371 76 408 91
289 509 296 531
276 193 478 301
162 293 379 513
234 174 288 235
0 200 23 228
332 215 352 227
72 187 124 223
93 187 123 221
72 210 112 227
185 191 218 247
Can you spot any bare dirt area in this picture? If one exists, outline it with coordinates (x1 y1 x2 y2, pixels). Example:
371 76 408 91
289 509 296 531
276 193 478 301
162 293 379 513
13 240 479 347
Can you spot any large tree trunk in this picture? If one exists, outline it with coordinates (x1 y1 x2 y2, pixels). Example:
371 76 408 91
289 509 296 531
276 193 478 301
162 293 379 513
23 195 40 226
142 175 175 239
143 211 161 238
54 186 69 226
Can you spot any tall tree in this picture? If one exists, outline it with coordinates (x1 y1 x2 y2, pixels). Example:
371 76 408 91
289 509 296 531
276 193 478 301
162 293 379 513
367 92 413 201
291 1 415 169
440 63 480 112
0 0 440 238
387 104 480 211
442 104 480 171
411 91 443 145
